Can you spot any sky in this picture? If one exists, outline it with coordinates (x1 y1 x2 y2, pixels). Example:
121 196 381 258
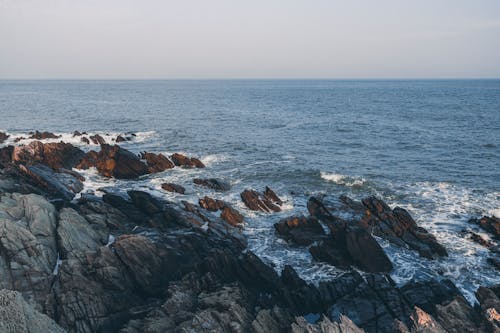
1 0 499 79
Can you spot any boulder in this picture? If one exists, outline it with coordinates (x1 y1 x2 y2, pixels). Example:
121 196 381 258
89 134 106 145
28 130 61 140
193 178 231 191
0 146 13 168
76 144 148 179
470 216 500 239
140 152 174 173
161 183 186 194
241 187 283 212
170 153 205 168
220 205 244 226
274 215 325 245
12 141 85 170
80 136 90 144
0 132 9 144
115 135 126 143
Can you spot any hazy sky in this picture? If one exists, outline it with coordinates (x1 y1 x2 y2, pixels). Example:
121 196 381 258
1 0 499 79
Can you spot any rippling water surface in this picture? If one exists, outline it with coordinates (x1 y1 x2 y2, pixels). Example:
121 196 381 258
1 79 499 301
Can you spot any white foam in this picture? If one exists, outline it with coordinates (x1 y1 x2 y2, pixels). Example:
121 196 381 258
200 154 230 167
320 172 366 187
489 208 500 218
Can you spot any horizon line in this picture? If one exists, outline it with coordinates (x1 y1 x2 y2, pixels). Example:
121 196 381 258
1 77 500 81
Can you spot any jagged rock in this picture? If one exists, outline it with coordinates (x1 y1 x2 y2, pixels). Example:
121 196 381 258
470 216 500 239
292 315 365 333
199 196 225 211
81 136 90 144
89 134 106 145
0 132 9 144
0 146 13 168
241 187 283 212
476 286 500 332
72 131 83 136
116 135 126 143
0 289 66 333
12 141 85 170
193 178 231 191
140 152 174 173
161 182 185 194
76 144 148 179
28 130 61 140
220 205 244 226
170 153 205 168
274 215 325 246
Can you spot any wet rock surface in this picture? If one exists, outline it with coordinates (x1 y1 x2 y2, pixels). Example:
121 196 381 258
161 182 186 194
170 153 205 168
193 178 231 191
140 152 174 173
241 187 283 212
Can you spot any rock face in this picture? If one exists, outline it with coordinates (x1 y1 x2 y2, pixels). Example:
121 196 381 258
140 152 174 173
241 187 283 212
193 178 231 191
170 153 205 168
274 215 325 245
161 182 185 194
0 289 66 333
76 144 148 179
12 141 85 170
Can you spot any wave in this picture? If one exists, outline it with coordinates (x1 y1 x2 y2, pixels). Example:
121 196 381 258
320 172 366 187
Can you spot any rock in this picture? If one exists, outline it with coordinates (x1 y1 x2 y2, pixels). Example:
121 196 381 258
476 286 500 332
81 136 90 144
199 196 225 211
220 205 244 227
466 231 494 248
274 215 325 246
241 187 282 212
140 152 174 173
0 289 66 333
161 183 185 194
0 132 9 144
264 186 283 205
193 178 231 191
72 131 83 136
28 130 61 140
170 153 205 168
76 144 148 179
116 135 126 143
488 257 500 270
291 315 365 333
470 216 500 239
433 296 485 333
12 141 85 170
89 134 106 145
18 164 84 201
0 146 13 168
14 137 25 143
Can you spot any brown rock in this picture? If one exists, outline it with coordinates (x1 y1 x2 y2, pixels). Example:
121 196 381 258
12 141 85 170
221 205 244 227
81 136 90 144
199 196 226 211
241 188 282 212
140 152 174 173
170 153 205 168
472 216 500 239
89 134 106 145
0 132 9 144
161 183 186 194
193 178 230 191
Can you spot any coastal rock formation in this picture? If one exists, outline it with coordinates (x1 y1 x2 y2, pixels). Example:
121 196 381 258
199 196 225 211
193 178 231 191
221 205 244 226
161 182 185 194
274 215 325 245
12 141 85 170
170 153 205 168
89 134 106 145
140 152 174 173
0 132 9 144
241 187 283 212
76 144 148 179
470 216 500 239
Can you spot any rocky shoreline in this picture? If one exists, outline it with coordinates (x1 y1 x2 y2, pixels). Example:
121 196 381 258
0 131 499 333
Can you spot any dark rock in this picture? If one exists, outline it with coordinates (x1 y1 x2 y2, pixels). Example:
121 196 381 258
241 187 282 212
264 186 283 205
487 257 500 270
470 216 500 239
72 131 82 136
170 153 205 168
76 144 148 179
116 135 126 142
140 152 174 173
0 146 13 168
12 141 85 170
220 205 244 226
89 134 106 145
193 178 231 191
274 215 325 246
161 182 186 194
28 130 61 140
476 286 500 332
0 131 9 144
14 136 26 142
466 231 494 248
81 136 90 144
199 196 226 211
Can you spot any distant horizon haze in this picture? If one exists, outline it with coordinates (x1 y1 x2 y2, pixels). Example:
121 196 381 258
1 0 499 79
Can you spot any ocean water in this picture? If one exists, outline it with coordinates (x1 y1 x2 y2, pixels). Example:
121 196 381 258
1 79 499 302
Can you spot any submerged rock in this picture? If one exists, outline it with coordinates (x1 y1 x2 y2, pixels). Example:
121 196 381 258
470 216 500 239
161 182 186 194
193 178 231 191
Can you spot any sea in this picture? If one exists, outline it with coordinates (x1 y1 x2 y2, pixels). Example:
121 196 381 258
1 79 499 302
